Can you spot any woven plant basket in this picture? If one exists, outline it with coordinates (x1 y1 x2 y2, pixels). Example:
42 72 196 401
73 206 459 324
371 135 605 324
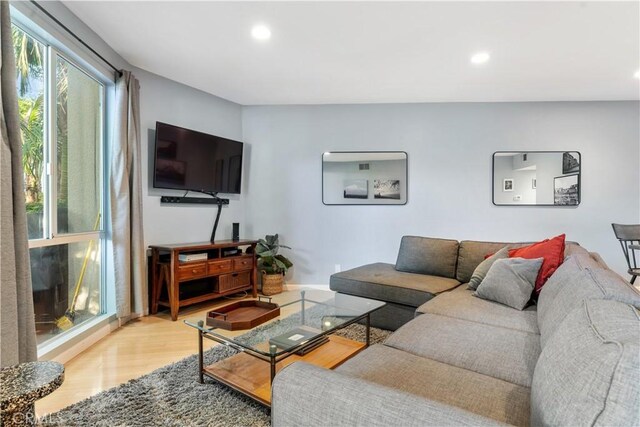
261 272 284 296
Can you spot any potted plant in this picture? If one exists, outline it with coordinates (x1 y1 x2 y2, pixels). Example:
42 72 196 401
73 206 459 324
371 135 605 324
256 234 293 296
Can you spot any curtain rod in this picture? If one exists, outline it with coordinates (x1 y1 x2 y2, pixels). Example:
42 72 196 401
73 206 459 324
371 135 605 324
29 0 123 77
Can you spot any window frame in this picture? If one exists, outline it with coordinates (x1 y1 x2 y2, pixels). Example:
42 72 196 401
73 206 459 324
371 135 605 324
48 48 106 242
11 17 113 350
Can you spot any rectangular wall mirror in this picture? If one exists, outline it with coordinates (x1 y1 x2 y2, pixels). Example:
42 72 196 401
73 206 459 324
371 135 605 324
493 151 581 206
322 151 408 205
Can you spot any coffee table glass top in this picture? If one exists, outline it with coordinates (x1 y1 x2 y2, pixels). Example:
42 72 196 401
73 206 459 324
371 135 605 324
185 290 385 357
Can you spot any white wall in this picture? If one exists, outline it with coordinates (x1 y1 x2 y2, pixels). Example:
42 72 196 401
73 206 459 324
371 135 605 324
136 69 245 247
242 101 640 283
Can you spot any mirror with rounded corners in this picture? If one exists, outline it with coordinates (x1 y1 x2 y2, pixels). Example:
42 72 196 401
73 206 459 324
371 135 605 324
493 151 581 206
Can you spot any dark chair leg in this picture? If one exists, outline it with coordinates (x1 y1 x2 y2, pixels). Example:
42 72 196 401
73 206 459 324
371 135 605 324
631 276 637 285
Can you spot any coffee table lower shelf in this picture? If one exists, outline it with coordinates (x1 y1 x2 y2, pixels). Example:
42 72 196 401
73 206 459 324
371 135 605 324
202 335 365 406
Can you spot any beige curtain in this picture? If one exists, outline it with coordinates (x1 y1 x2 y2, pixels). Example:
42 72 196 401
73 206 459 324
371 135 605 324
110 71 146 320
0 1 37 367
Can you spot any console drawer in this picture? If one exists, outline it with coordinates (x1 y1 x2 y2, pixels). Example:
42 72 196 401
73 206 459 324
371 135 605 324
208 260 233 275
178 262 207 281
233 256 254 271
218 272 251 293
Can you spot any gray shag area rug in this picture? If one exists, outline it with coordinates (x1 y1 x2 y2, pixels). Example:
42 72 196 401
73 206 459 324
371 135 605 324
42 309 391 427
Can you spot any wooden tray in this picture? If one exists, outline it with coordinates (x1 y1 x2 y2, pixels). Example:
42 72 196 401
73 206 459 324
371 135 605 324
206 298 280 330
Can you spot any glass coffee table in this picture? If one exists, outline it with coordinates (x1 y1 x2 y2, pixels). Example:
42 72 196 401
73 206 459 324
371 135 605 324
185 290 385 406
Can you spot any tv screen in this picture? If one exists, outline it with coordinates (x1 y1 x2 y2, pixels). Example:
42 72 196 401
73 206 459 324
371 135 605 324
153 122 243 194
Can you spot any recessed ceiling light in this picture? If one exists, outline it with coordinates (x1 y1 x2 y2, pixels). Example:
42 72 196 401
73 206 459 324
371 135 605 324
635 69 640 79
470 51 490 65
251 25 271 41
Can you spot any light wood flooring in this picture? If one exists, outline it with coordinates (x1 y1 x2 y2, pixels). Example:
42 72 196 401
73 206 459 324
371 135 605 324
36 285 319 417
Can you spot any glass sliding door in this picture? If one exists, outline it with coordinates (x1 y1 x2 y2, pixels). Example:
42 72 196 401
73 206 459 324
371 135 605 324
12 24 106 346
55 56 103 236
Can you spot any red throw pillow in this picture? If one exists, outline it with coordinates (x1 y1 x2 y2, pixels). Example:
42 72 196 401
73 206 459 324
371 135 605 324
508 234 566 295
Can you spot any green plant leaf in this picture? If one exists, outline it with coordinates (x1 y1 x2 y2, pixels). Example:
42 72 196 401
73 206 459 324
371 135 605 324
259 255 275 265
257 249 276 258
256 243 270 255
275 254 293 269
256 234 291 271
266 234 278 246
274 258 287 271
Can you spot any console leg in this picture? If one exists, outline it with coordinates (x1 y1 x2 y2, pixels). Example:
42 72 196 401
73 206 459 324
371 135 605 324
169 253 179 321
151 249 159 314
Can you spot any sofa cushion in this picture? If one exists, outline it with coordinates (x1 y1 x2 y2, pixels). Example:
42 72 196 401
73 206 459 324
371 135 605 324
330 263 460 308
456 241 514 283
474 258 543 310
385 313 540 388
456 240 585 285
395 236 459 278
273 362 515 427
337 344 531 426
416 285 539 334
508 234 565 296
537 255 640 348
468 246 510 290
531 299 640 427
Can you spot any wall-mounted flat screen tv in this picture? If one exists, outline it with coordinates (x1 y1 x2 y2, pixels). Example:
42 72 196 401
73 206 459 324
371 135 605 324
153 122 243 194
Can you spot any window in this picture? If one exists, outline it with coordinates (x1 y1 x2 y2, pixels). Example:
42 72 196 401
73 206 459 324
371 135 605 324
12 23 106 346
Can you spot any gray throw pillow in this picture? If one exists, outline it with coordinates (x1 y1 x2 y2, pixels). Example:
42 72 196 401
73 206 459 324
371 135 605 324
474 257 543 310
468 246 510 290
395 236 459 278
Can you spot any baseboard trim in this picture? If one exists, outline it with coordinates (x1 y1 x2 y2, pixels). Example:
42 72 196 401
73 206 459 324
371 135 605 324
38 314 119 364
286 284 329 290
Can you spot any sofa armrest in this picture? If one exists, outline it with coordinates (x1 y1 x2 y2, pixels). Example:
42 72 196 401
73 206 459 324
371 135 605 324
271 362 508 427
589 252 609 269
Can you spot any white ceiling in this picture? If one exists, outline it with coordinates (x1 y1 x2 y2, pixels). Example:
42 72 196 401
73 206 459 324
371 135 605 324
63 1 640 105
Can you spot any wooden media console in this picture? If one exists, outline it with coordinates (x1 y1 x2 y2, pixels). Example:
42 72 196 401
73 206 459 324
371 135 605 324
149 239 259 320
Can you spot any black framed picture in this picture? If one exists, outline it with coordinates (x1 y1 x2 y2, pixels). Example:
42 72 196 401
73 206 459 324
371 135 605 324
343 179 368 199
554 174 580 205
562 152 580 174
373 180 400 200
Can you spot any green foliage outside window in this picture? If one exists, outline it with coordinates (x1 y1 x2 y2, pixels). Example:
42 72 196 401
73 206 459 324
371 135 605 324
13 25 69 208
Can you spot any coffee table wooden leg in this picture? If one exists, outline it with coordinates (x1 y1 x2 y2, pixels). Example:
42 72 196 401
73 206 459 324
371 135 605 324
270 344 277 384
366 313 371 347
270 356 276 384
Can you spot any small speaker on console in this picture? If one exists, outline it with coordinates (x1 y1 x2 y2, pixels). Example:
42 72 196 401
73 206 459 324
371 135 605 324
232 223 240 242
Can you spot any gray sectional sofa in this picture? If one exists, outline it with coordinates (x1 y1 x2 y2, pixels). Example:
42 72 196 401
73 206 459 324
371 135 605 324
272 236 640 426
